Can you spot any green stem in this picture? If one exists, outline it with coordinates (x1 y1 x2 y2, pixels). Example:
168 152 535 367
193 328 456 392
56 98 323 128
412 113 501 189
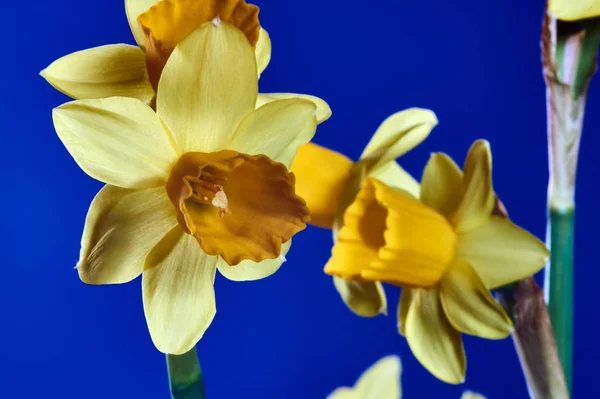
166 346 206 399
546 208 575 392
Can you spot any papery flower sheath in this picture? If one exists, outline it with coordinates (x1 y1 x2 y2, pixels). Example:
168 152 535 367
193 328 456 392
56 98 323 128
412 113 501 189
548 0 600 21
52 20 318 354
40 0 331 123
291 109 438 317
322 141 549 383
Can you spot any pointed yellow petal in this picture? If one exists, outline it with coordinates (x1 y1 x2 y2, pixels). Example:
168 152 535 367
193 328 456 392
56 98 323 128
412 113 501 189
157 21 257 153
333 277 387 317
126 0 161 46
452 140 495 233
217 240 291 281
290 143 354 229
461 391 487 399
456 216 549 289
405 287 466 384
41 44 154 102
327 388 361 399
397 289 413 336
256 93 332 124
548 0 600 21
229 98 317 168
360 108 437 168
79 185 177 285
256 28 271 77
52 98 179 188
420 153 463 219
368 161 420 199
354 356 401 399
440 260 512 339
143 228 218 354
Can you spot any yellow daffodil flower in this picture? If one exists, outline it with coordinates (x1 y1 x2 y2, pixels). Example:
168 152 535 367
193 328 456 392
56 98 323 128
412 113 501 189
52 20 318 355
327 355 486 399
548 0 600 21
40 0 331 123
323 140 549 384
291 109 438 317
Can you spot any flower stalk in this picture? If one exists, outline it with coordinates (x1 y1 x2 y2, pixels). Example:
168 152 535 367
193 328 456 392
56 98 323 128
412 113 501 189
542 11 600 392
166 346 206 399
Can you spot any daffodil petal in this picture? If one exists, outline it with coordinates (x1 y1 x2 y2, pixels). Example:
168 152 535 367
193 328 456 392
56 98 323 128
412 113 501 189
368 161 420 199
360 108 437 168
79 185 177 285
327 388 361 399
440 260 512 339
256 93 332 124
452 140 495 233
228 98 317 168
456 216 549 289
333 277 387 317
157 21 258 153
217 240 291 281
52 97 179 188
143 227 218 354
461 391 487 399
290 143 354 229
256 28 271 77
354 356 402 399
397 289 413 336
126 0 161 46
420 153 463 218
548 0 600 21
41 44 154 103
405 287 466 384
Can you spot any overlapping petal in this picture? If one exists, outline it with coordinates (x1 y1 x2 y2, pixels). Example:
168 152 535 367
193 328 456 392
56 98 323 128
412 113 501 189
333 278 388 317
256 93 332 124
143 228 218 354
217 240 291 281
228 98 317 168
456 216 548 289
405 287 466 384
439 260 512 339
353 356 401 399
126 0 161 46
256 28 272 76
420 153 463 219
157 21 258 153
548 0 600 21
41 44 154 102
367 161 420 199
52 97 179 188
78 185 178 285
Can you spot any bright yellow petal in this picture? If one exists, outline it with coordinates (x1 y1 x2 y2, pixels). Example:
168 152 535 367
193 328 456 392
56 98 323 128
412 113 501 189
397 289 413 336
256 93 332 124
368 161 420 199
360 108 437 168
405 287 466 384
461 391 487 399
327 388 361 399
439 260 512 339
456 216 549 289
228 98 317 168
420 153 463 219
217 240 291 281
52 98 179 188
143 227 218 354
452 140 495 233
41 44 154 103
290 143 354 229
548 0 600 21
333 277 388 317
256 28 271 77
156 21 257 153
126 0 161 46
354 356 401 399
78 185 177 285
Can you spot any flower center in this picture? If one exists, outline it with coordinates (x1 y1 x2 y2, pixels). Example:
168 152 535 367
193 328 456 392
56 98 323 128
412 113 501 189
188 172 231 217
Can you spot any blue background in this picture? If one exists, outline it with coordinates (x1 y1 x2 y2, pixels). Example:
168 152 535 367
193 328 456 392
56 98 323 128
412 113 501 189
5 0 599 397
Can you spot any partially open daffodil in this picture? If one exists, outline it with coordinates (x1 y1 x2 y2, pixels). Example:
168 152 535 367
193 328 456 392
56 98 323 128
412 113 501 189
327 355 486 399
291 109 438 317
323 140 549 384
548 0 600 21
53 20 318 354
41 0 331 123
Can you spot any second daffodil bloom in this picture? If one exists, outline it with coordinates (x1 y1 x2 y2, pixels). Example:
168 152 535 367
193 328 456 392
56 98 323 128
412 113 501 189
291 109 438 317
52 20 318 354
323 140 549 384
40 0 331 123
548 0 600 21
